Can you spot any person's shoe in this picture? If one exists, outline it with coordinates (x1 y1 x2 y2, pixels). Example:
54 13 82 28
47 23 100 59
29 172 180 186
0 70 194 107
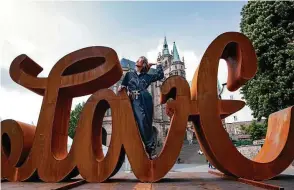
150 148 157 160
147 148 157 160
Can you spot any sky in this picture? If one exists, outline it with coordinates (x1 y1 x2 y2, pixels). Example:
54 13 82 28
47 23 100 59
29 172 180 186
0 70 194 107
0 1 248 124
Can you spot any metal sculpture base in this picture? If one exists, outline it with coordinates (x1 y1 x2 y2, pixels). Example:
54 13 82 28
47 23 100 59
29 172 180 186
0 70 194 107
2 172 293 190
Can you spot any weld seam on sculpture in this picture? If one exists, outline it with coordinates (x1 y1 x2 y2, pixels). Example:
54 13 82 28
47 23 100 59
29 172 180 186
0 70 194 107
1 33 294 183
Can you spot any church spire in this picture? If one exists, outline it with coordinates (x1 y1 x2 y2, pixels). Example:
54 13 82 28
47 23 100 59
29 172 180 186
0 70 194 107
162 36 170 56
172 42 180 62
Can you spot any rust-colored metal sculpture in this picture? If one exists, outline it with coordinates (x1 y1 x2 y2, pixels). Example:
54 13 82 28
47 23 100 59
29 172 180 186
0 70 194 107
189 32 294 181
1 32 293 183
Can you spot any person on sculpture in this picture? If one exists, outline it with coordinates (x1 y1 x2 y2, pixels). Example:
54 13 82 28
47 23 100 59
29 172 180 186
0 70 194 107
118 56 164 159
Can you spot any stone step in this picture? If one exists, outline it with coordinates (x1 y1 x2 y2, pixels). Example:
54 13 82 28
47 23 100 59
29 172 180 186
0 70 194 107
155 142 207 164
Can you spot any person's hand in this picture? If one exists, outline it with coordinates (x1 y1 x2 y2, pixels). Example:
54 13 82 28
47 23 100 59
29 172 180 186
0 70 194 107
118 85 125 92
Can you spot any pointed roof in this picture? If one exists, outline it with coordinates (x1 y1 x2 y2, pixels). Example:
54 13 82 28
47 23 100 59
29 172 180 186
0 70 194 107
172 42 180 62
162 36 170 56
164 36 168 46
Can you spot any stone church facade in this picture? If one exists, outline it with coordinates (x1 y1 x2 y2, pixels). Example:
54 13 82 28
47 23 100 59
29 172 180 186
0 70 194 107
102 37 193 146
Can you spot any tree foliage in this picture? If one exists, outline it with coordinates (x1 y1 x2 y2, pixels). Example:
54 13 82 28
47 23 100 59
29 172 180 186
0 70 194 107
241 121 267 141
240 1 294 120
68 102 85 139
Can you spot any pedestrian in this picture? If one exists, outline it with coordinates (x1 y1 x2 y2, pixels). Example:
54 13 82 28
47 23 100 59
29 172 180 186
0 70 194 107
118 56 164 159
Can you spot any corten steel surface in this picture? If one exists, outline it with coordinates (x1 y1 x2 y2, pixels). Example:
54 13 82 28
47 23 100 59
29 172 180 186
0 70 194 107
189 32 294 181
209 170 284 190
1 32 294 183
2 172 286 190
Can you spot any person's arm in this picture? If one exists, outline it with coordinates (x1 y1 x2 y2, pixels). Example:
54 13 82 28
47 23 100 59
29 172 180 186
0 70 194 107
118 72 129 91
148 63 164 83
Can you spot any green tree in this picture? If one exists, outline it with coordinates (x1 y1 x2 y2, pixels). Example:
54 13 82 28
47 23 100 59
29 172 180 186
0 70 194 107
240 124 249 134
240 1 294 120
241 121 267 141
68 102 85 138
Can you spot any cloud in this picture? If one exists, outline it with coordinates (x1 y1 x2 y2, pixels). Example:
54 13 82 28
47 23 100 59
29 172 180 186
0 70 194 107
0 68 29 92
0 88 43 124
0 1 101 124
146 40 163 63
218 59 228 85
181 51 200 81
146 38 230 87
0 1 95 76
0 1 234 125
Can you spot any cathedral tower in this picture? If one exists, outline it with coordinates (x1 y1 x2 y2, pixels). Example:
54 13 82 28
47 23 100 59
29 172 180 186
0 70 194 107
153 37 187 143
157 37 186 80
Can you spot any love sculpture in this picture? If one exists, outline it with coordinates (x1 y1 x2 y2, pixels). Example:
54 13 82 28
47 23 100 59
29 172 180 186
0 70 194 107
1 32 294 183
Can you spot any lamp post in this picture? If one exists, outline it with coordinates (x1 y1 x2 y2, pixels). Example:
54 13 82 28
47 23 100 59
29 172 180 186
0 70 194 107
219 83 227 130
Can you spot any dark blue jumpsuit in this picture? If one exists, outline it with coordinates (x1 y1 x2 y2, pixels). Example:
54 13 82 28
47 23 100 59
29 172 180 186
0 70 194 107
121 65 164 151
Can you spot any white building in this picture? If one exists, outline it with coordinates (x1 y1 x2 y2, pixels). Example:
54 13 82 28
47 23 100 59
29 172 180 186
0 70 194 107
220 86 254 123
219 84 258 140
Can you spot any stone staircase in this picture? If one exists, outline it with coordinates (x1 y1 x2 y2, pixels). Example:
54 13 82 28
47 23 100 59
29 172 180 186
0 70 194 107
156 140 207 164
121 140 207 172
178 141 207 164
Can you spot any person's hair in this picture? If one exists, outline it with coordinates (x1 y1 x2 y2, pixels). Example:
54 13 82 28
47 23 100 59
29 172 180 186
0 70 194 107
138 56 149 73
